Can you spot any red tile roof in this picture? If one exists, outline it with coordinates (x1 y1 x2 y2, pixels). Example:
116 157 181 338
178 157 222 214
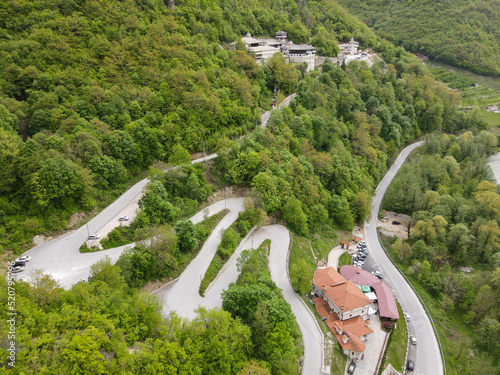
340 265 380 285
371 281 399 320
315 267 371 313
314 267 345 289
314 297 373 353
340 265 399 320
324 280 372 312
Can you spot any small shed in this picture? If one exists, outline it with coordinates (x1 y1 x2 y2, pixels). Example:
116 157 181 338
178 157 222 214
341 240 352 249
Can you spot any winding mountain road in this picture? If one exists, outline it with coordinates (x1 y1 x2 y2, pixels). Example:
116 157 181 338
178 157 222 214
16 93 296 288
365 141 444 375
154 204 324 375
14 92 326 373
14 99 441 374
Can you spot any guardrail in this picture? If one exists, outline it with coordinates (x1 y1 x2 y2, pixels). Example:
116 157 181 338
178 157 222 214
376 229 447 375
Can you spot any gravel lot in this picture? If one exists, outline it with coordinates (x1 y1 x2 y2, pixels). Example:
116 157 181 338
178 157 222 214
378 211 411 239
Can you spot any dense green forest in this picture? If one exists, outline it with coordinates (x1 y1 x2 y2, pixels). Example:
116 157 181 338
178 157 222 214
1 248 301 374
382 132 500 374
0 0 377 252
1 0 499 373
336 0 500 76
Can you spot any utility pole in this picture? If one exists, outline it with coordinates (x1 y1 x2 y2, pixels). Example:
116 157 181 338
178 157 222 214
86 223 90 237
202 141 205 162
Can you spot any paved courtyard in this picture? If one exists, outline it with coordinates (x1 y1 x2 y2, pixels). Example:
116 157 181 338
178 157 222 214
343 304 389 375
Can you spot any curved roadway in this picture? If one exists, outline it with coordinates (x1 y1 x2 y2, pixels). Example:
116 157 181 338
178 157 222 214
365 141 444 375
13 99 439 375
154 206 323 374
14 92 326 373
16 93 296 288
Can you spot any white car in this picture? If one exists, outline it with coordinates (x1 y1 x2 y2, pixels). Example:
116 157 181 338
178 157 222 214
410 336 417 345
372 271 382 279
15 256 31 263
88 234 101 240
118 216 129 221
404 313 411 322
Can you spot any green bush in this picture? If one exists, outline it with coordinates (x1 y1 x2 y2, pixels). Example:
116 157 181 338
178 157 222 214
101 226 135 250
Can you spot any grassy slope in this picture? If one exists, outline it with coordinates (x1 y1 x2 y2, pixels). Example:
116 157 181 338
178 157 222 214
380 301 408 373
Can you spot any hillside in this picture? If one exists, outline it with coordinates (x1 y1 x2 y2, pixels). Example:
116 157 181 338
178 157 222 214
0 0 498 374
336 0 500 76
0 0 376 251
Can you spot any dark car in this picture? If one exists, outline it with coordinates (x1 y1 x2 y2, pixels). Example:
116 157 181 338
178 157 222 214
9 265 24 273
13 261 25 267
347 361 356 374
407 360 414 371
392 220 401 225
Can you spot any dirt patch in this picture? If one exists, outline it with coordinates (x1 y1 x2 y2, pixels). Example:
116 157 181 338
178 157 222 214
201 186 251 207
141 277 177 293
67 211 86 228
378 211 410 239
32 234 53 246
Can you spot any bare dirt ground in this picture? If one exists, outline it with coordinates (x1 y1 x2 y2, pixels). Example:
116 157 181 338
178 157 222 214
378 211 411 239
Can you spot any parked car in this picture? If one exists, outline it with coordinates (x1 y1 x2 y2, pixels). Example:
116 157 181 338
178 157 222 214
392 220 401 225
9 265 24 273
372 271 382 279
407 360 414 371
404 313 411 322
410 336 417 345
88 234 101 240
13 261 25 267
15 255 31 263
347 361 357 374
118 216 129 221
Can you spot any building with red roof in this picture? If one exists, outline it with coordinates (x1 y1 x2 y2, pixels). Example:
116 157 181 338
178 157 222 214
313 267 374 360
340 265 400 321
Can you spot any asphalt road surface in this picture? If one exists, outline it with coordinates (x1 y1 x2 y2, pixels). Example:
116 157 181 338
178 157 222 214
364 141 444 375
154 204 324 375
14 91 327 372
15 93 297 288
